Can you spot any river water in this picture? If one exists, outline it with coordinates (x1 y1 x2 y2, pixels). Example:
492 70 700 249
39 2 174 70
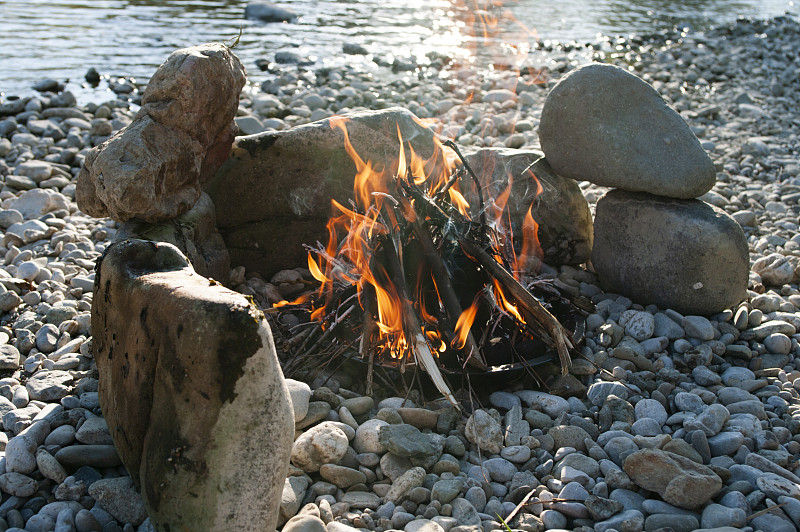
0 0 797 102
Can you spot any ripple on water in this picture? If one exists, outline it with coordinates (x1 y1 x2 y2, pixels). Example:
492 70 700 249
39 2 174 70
0 0 794 101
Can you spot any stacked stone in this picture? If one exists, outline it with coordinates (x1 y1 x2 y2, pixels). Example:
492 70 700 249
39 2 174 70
73 43 297 532
75 42 248 282
538 63 749 316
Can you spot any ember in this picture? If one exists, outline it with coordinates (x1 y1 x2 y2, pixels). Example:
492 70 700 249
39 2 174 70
271 118 590 406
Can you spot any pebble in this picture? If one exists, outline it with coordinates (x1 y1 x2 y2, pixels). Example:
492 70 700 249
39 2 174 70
353 418 389 454
87 477 147 525
291 422 349 472
464 410 503 454
645 513 699 532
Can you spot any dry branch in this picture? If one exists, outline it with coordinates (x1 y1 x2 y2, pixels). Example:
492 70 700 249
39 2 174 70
381 231 460 409
397 196 487 370
458 237 574 375
360 283 378 395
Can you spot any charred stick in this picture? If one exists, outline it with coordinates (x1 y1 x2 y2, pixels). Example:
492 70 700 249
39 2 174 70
360 283 379 395
397 196 487 370
398 175 459 229
458 237 574 375
320 284 359 319
294 321 323 357
443 139 487 233
433 166 466 202
381 234 460 408
286 326 313 350
304 304 356 358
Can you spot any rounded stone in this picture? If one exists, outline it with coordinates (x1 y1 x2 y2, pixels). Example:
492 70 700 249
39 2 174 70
318 464 366 488
282 515 327 532
0 344 22 371
604 437 640 467
87 476 148 525
674 392 705 414
700 503 747 528
291 423 349 472
464 410 503 454
623 448 722 509
539 63 716 199
430 479 464 504
592 190 748 315
634 399 668 426
764 333 792 355
354 418 389 454
621 310 655 341
757 474 800 500
548 425 591 453
285 379 312 422
631 418 662 437
340 396 374 416
481 457 518 483
16 261 41 282
752 253 795 286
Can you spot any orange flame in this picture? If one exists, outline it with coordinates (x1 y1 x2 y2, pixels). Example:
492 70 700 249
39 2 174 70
492 278 524 323
453 294 481 349
306 111 543 364
272 292 313 308
449 188 471 216
513 168 544 276
515 203 542 275
331 116 390 211
308 254 327 284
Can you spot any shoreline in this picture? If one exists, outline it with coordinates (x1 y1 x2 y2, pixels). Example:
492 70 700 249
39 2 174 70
0 13 800 532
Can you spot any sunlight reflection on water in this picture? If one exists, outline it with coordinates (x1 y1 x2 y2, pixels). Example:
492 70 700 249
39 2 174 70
0 0 795 101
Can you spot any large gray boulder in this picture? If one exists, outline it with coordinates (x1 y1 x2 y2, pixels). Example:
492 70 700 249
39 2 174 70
77 44 246 222
592 190 748 315
464 148 593 266
206 108 441 278
92 239 294 531
539 63 716 199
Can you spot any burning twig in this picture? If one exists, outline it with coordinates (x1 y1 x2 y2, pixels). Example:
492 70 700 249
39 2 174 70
380 231 460 409
433 165 466 202
442 139 487 232
458 238 574 375
396 194 487 370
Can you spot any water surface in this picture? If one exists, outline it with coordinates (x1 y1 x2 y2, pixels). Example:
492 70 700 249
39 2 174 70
0 0 796 101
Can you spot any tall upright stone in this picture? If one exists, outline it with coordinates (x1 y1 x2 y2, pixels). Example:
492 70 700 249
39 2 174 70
92 239 294 531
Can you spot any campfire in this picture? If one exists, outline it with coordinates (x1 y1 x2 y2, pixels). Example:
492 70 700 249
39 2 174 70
270 117 590 406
